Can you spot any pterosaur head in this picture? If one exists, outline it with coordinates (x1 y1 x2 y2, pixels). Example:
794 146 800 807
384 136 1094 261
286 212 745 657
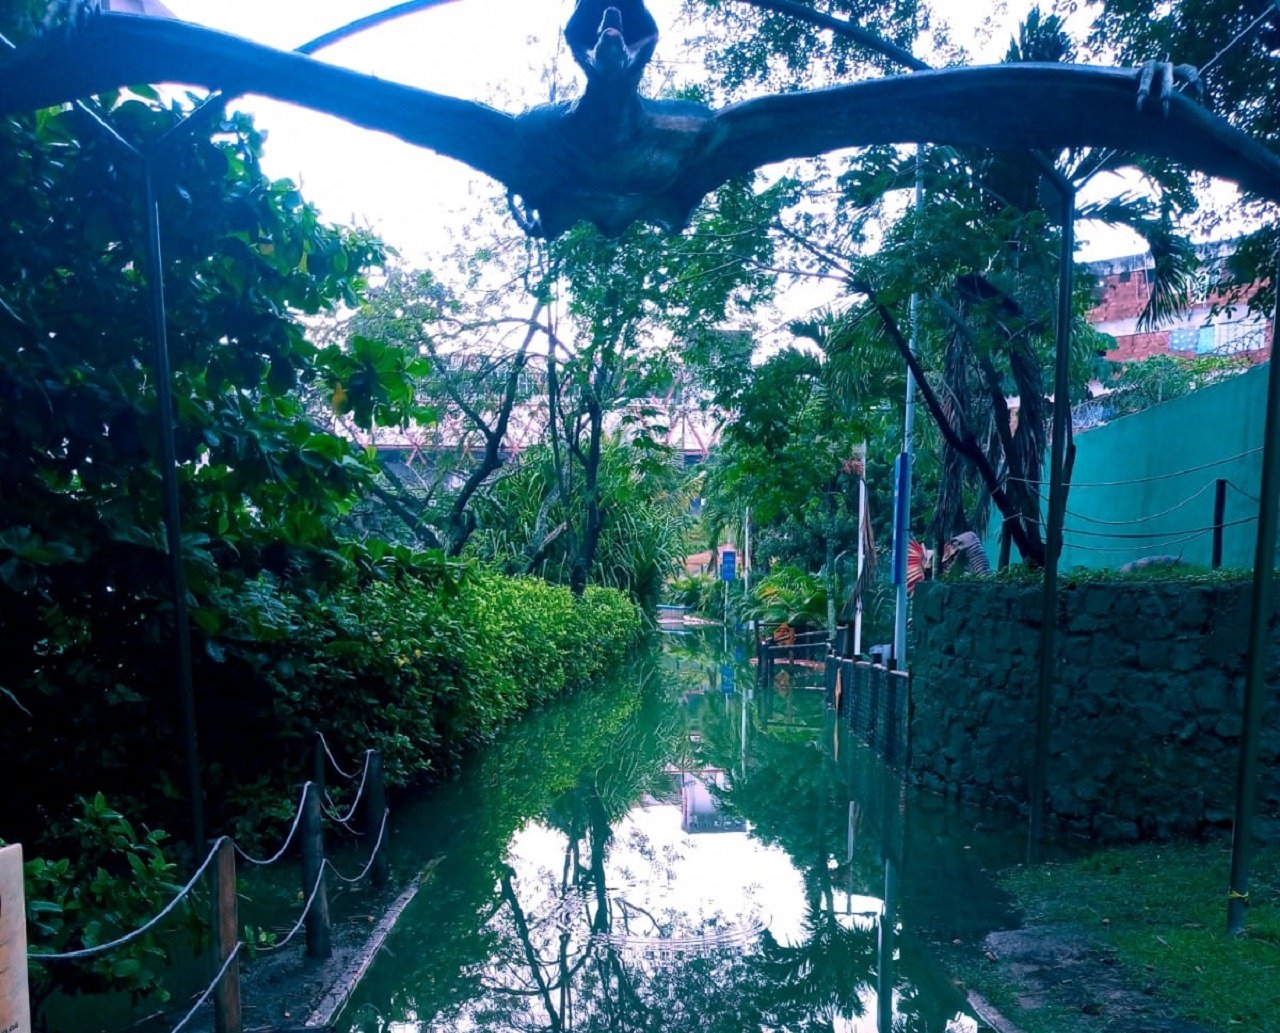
565 0 659 88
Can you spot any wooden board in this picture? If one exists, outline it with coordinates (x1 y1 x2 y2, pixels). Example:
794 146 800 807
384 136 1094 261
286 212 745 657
0 844 32 1033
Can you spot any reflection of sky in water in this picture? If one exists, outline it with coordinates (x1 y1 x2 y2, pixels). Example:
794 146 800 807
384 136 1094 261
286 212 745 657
513 801 805 947
374 802 979 1032
342 637 1022 1033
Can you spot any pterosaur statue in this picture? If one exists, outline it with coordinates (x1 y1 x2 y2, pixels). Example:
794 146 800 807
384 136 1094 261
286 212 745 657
2 0 1279 237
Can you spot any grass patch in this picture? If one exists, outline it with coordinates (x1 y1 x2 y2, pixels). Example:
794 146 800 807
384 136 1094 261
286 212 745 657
1001 841 1280 1032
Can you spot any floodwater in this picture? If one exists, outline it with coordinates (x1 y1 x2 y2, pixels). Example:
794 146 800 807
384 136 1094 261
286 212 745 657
338 629 1032 1033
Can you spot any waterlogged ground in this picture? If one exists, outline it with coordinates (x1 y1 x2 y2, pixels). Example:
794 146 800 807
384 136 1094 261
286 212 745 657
338 631 1035 1033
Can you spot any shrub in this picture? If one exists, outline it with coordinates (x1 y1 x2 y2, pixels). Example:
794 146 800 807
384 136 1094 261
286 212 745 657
207 554 644 799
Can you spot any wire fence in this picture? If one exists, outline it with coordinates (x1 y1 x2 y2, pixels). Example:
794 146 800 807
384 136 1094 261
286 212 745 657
1006 446 1263 488
995 455 1268 564
23 730 392 1033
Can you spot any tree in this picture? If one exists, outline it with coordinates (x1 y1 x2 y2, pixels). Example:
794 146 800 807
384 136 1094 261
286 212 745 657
690 4 1208 567
321 264 548 556
1083 0 1280 314
0 90 411 844
538 175 787 595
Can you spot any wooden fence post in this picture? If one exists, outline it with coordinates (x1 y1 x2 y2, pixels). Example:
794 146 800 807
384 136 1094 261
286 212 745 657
313 735 327 796
212 839 241 1033
301 784 331 959
365 751 389 889
0 844 32 1033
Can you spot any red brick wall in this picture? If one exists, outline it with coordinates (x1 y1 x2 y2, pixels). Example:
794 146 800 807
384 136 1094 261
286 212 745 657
1086 258 1273 363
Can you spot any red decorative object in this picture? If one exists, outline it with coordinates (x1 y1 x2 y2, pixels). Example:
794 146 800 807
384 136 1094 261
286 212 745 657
906 539 929 594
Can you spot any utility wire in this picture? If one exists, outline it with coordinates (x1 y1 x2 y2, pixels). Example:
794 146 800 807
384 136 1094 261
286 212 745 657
1228 479 1263 504
1062 480 1218 526
1008 446 1263 487
1202 4 1278 75
1064 515 1255 539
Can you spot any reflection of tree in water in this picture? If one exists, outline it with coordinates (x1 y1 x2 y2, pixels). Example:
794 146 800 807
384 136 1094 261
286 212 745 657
349 637 974 1031
692 692 976 1033
425 659 882 1031
464 863 876 1032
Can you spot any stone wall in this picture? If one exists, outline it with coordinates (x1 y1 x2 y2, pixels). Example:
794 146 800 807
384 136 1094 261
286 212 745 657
909 578 1280 842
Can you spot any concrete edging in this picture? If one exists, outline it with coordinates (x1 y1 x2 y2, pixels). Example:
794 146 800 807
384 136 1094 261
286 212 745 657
304 876 422 1028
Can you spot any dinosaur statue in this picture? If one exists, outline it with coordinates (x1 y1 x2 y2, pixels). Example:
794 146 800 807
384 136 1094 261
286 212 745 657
943 531 993 576
1 1 1279 238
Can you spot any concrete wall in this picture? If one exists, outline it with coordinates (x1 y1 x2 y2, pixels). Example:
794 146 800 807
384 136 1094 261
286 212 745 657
909 578 1280 842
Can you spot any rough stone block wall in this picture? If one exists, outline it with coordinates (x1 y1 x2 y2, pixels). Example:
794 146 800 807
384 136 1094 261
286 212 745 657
909 579 1280 842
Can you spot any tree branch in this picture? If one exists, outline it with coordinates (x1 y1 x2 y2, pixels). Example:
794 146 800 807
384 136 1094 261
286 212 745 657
860 284 1045 565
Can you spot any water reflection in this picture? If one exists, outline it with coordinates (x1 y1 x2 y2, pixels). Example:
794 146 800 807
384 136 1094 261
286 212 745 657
342 632 1021 1032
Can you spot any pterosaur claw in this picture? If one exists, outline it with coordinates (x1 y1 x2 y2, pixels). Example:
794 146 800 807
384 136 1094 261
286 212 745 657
1136 58 1203 115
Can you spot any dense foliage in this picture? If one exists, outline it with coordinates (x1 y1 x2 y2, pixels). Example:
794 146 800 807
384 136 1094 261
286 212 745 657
0 39 753 1019
0 87 643 1012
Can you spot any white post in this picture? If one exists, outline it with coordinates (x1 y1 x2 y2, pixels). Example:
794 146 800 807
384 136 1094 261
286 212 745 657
0 844 33 1033
743 507 751 598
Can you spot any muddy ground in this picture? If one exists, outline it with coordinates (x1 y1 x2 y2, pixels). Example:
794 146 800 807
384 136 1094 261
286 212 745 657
945 923 1216 1033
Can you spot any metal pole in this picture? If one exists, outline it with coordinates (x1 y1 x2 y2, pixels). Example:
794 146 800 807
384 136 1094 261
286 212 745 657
1212 478 1228 569
1029 178 1076 848
143 163 205 855
892 150 924 669
1227 262 1280 935
855 464 867 656
876 856 898 1033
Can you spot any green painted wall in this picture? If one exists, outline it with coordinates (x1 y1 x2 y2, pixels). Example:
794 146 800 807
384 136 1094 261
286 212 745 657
1058 364 1272 569
980 364 1274 569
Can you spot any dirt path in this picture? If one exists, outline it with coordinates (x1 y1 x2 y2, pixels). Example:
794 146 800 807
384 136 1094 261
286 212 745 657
962 923 1216 1033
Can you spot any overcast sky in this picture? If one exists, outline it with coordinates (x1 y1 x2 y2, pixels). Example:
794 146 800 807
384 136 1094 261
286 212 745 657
156 0 1158 266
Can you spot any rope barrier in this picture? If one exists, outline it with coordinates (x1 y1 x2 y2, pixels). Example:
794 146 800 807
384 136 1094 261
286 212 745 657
1007 446 1263 488
325 810 390 885
1062 480 1218 527
251 863 329 955
1063 515 1256 540
29 837 228 962
317 730 359 781
167 942 242 1033
234 782 312 867
322 750 372 826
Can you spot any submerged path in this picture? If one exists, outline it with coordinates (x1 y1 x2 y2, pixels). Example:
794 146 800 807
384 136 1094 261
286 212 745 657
325 629 1047 1032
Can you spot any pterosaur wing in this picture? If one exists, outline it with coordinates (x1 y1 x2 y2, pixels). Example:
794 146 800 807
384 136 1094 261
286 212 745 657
0 13 523 189
698 64 1280 203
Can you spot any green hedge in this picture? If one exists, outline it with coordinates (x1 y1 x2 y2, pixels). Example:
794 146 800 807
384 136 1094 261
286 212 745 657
210 555 644 811
9 555 643 1021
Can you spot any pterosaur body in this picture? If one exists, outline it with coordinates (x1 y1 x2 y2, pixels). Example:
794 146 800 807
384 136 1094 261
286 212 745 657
2 0 1279 237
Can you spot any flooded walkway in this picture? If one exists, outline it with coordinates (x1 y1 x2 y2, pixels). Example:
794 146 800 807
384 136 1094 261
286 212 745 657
337 630 1032 1032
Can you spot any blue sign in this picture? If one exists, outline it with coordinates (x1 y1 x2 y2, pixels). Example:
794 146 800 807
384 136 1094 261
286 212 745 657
720 548 737 582
720 663 736 696
891 452 911 586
